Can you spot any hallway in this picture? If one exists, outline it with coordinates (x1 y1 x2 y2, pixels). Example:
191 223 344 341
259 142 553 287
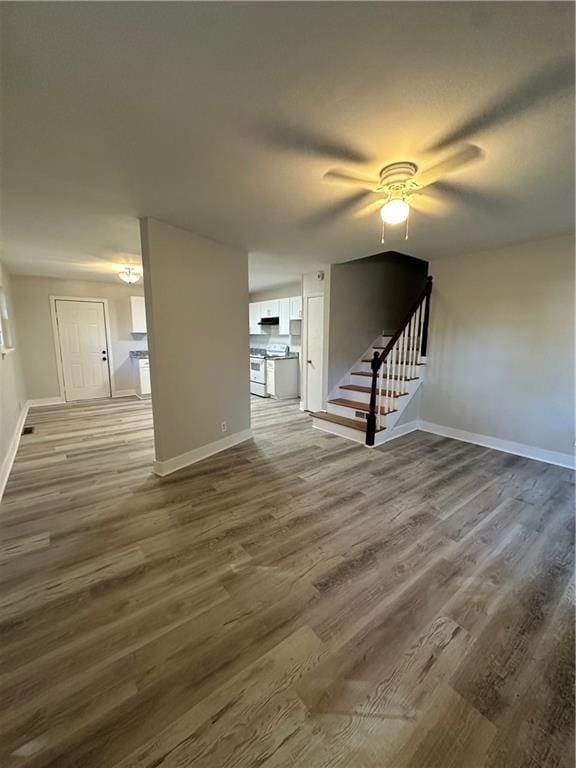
0 396 574 767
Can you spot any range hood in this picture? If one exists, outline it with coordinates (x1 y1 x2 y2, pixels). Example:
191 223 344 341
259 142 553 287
258 317 279 326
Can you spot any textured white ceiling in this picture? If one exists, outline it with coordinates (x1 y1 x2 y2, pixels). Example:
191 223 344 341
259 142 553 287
0 2 574 291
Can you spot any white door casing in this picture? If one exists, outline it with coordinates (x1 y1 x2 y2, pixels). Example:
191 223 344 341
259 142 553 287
305 294 324 412
55 299 111 401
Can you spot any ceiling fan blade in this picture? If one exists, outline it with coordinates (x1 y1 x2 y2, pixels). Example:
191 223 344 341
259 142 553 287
428 55 575 152
255 122 370 163
302 190 374 228
428 181 507 214
415 144 484 188
324 169 379 190
352 197 386 219
409 192 451 217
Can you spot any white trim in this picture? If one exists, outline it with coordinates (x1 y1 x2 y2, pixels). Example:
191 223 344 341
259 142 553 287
371 419 420 446
112 389 137 399
302 293 324 412
153 429 253 477
28 396 65 408
419 420 575 470
0 403 29 502
49 296 116 401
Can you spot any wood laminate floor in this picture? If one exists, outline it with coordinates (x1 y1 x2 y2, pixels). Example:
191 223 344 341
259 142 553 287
0 396 574 767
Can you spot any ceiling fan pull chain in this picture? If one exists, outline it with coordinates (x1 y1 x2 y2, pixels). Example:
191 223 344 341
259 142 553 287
404 209 410 240
381 220 386 244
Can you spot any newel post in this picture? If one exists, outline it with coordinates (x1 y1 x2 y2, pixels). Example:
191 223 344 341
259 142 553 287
366 351 380 446
420 276 433 357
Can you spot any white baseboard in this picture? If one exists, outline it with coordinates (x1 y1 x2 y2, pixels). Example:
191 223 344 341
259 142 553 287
28 396 65 408
0 403 29 502
419 420 575 470
153 429 253 477
112 389 137 399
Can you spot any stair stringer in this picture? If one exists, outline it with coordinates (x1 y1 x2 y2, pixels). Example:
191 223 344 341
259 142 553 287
372 368 424 445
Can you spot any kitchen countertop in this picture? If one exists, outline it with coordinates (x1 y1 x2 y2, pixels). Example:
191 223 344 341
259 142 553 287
249 352 299 360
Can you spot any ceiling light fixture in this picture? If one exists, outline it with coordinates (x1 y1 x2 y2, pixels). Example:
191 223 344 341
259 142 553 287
118 266 142 284
380 198 410 225
380 190 410 243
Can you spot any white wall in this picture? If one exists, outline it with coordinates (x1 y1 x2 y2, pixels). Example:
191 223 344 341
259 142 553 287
11 276 147 399
140 217 250 472
0 262 27 498
421 235 575 459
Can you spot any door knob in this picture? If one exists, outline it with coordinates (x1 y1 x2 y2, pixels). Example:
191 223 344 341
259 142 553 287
102 357 107 362
307 360 312 364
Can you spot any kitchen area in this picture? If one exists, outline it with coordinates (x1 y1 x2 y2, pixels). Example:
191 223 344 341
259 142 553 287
127 288 303 404
249 292 302 401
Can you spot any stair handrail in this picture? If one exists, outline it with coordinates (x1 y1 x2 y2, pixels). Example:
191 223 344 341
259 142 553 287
366 276 433 446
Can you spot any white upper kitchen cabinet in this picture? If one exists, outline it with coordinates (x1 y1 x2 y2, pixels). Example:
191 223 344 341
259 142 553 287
259 300 279 318
130 296 147 334
289 296 302 320
278 298 290 335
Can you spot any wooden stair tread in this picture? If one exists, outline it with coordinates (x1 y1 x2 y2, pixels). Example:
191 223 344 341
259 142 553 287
361 358 426 364
311 411 384 432
351 371 414 381
328 398 397 415
340 384 408 397
372 342 419 349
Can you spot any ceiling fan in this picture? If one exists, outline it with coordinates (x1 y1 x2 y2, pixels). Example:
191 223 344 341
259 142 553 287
256 55 573 237
323 144 483 238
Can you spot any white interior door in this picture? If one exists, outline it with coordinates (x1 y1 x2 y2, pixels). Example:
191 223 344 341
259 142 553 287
56 300 111 401
305 295 324 412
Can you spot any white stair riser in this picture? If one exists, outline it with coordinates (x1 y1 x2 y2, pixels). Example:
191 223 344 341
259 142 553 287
347 376 413 391
327 402 394 426
357 359 423 373
327 402 370 421
371 340 420 354
311 418 366 443
340 389 409 406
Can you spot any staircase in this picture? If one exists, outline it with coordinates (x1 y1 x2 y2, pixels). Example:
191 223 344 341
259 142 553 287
311 276 433 446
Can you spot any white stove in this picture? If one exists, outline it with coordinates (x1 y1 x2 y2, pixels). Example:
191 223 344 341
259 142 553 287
250 343 290 397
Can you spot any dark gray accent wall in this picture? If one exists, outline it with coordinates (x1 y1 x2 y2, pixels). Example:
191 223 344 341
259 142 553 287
327 251 428 395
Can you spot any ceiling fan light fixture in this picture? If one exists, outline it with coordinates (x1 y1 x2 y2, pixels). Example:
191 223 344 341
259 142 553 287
380 198 410 225
118 266 142 284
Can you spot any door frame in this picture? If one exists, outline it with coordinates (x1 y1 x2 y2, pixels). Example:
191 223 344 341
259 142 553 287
302 292 325 412
49 295 116 402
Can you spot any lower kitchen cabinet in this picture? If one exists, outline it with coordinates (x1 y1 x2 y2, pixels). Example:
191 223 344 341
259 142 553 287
266 357 299 399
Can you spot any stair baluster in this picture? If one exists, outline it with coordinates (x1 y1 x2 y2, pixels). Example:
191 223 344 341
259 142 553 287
377 351 385 430
365 276 433 446
401 324 408 394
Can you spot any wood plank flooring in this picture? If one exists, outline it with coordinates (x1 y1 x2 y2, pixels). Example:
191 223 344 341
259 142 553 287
0 395 574 767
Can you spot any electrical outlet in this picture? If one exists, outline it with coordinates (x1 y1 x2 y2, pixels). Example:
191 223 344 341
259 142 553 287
221 421 227 433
